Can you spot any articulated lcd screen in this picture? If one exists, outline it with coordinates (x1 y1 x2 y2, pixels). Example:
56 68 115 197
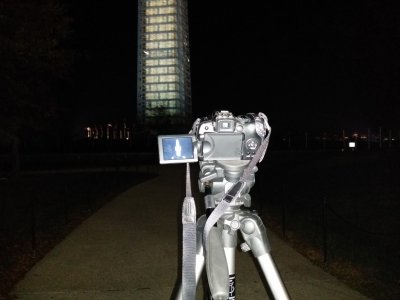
158 135 198 164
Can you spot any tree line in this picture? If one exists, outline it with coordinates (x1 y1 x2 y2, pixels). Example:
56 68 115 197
0 0 78 152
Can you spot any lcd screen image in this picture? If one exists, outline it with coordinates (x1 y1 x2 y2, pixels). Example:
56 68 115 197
158 135 198 164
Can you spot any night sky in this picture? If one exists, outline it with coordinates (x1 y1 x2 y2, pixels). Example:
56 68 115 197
67 0 400 133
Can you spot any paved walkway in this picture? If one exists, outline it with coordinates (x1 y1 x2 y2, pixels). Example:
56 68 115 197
11 165 371 299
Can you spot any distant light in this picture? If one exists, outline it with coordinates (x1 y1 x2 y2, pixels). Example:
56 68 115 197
349 142 356 148
85 127 91 138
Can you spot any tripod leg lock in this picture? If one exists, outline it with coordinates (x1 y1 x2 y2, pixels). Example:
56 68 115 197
240 242 251 252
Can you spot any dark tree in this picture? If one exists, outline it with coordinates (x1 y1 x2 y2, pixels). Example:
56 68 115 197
0 0 75 152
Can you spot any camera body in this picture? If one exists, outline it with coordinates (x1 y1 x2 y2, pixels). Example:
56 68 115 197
194 110 268 162
158 110 269 164
158 110 270 202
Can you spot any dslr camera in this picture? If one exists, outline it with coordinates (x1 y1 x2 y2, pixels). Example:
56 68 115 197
158 110 270 164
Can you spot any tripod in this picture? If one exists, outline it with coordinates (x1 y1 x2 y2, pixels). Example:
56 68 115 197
176 160 290 300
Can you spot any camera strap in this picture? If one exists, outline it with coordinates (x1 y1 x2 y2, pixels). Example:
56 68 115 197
182 162 197 300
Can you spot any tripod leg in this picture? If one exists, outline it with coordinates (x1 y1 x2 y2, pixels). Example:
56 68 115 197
221 226 237 300
176 215 206 300
257 253 290 300
205 225 229 300
240 213 291 300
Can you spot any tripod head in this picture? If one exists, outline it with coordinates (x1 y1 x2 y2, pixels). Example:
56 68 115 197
198 159 256 208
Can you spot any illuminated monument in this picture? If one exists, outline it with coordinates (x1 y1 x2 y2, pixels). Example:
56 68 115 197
137 0 192 127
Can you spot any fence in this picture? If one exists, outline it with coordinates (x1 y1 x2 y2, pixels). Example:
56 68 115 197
272 196 400 262
271 127 400 151
254 149 400 299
